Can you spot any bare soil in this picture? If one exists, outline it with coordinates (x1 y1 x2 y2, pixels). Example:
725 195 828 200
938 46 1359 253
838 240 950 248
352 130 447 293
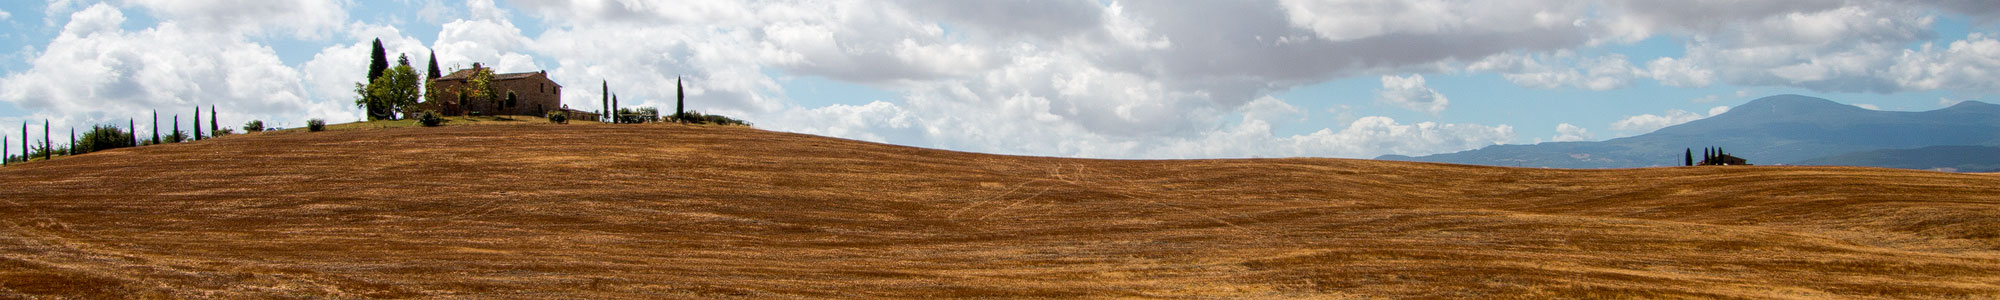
2 123 1997 299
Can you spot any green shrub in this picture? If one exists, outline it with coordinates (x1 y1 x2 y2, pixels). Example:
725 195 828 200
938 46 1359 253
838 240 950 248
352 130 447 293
243 120 264 132
417 111 446 127
307 119 326 132
546 111 568 124
75 124 136 154
680 110 751 126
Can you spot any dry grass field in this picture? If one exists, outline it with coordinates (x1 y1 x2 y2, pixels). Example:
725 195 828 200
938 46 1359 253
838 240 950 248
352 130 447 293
1 123 1997 299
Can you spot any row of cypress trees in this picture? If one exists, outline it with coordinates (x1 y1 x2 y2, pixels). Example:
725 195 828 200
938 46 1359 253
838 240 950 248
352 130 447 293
3 106 226 165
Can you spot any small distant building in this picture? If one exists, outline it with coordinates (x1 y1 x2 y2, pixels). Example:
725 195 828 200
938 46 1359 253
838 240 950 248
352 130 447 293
415 63 563 117
1691 147 1750 166
552 106 599 122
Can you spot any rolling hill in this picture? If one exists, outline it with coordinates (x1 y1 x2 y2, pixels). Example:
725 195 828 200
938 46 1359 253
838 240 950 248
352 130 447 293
1382 94 2000 169
1796 145 2000 172
2 123 1998 298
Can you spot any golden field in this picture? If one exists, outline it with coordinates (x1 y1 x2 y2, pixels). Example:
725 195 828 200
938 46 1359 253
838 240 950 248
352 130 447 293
1 123 1996 298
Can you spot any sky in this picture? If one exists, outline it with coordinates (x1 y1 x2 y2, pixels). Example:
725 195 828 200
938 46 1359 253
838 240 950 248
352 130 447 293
0 0 1996 159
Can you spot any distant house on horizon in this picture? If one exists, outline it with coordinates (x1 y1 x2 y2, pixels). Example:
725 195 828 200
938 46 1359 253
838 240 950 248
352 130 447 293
415 62 562 117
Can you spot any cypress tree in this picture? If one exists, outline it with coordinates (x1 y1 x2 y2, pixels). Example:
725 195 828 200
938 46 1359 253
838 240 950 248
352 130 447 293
193 106 202 141
130 118 137 146
151 110 160 144
172 116 180 143
210 105 218 136
675 76 685 123
21 122 27 160
42 119 49 160
1684 148 1693 166
68 127 74 156
368 38 387 81
611 94 619 124
426 52 441 79
601 80 608 122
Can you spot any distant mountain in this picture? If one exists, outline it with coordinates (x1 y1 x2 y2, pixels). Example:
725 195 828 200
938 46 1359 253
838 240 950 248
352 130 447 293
1795 145 2000 172
1380 94 2000 168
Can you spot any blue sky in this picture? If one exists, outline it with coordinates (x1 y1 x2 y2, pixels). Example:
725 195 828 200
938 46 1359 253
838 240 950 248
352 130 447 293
0 1 1996 159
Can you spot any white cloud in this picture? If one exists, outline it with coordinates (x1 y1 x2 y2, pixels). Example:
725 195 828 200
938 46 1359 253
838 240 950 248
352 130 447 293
0 8 11 20
1855 103 1881 110
1611 109 1704 134
1645 57 1713 88
1377 74 1449 115
1610 105 1730 135
1466 51 1642 90
1887 33 2000 93
1552 123 1592 142
0 4 320 136
1277 0 1588 42
121 0 347 38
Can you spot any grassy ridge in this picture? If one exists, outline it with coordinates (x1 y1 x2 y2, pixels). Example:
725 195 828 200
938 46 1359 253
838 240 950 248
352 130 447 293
0 123 1996 298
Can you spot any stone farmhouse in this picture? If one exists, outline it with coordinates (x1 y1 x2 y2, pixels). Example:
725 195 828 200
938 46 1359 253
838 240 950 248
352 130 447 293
416 63 563 117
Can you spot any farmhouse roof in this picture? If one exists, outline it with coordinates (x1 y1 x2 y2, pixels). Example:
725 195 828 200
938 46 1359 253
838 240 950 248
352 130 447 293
435 64 560 86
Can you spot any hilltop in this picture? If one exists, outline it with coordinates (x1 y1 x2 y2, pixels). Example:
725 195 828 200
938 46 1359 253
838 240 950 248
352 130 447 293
2 123 1997 298
1384 94 2000 169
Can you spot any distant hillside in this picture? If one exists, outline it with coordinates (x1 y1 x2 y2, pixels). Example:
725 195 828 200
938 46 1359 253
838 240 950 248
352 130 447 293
1797 145 2000 172
1 123 1998 298
1382 94 2000 168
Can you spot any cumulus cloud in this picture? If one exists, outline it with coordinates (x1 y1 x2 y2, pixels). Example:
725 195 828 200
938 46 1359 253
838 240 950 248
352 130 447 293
121 0 348 38
1377 74 1449 115
1610 105 1730 135
1887 33 2000 93
0 8 11 20
0 3 318 135
1552 123 1592 142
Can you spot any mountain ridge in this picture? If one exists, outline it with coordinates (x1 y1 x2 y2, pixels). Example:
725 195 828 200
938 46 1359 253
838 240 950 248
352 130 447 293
1383 94 2000 169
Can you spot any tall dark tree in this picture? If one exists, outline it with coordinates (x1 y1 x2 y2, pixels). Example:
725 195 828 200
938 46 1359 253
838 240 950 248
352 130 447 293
601 80 609 122
130 118 137 146
210 105 218 136
151 110 160 144
611 94 620 124
42 119 49 160
68 127 74 156
368 38 387 82
22 122 28 160
172 116 180 143
193 106 203 141
426 52 441 80
1684 148 1693 166
675 76 685 123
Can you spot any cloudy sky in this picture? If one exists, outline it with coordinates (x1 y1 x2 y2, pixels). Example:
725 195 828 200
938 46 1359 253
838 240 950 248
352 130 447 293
0 0 1996 159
